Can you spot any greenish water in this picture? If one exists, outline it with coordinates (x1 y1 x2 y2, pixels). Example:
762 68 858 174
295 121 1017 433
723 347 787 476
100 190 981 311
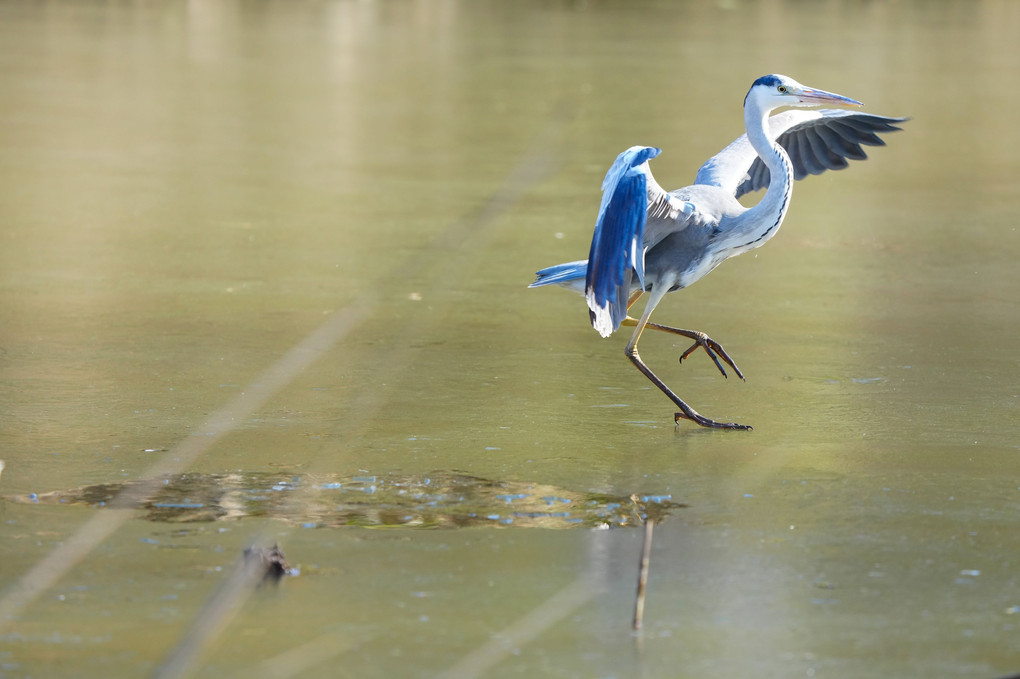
1 1 1018 677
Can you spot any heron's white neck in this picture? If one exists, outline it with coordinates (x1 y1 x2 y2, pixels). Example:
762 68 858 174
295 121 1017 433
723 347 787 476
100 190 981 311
718 101 795 257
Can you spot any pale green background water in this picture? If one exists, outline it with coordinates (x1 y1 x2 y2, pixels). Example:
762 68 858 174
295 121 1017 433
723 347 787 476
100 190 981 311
1 1 1018 677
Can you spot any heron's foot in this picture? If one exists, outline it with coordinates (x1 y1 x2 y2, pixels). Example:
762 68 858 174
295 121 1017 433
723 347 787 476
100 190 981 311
632 318 746 381
674 410 753 431
678 332 745 381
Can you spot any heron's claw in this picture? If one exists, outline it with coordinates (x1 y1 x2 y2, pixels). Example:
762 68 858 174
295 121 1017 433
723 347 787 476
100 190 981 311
679 334 745 381
674 410 753 431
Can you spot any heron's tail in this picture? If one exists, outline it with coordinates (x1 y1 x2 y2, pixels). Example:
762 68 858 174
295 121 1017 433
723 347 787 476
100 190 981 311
528 260 588 292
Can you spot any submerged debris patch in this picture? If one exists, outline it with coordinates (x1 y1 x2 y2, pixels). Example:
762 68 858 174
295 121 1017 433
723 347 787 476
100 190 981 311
8 471 685 530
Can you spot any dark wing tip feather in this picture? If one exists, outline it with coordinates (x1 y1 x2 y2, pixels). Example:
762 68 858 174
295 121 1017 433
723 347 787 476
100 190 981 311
807 127 851 174
815 123 868 160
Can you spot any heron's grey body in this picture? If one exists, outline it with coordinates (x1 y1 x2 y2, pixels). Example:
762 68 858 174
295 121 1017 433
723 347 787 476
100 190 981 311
643 183 749 292
530 74 906 430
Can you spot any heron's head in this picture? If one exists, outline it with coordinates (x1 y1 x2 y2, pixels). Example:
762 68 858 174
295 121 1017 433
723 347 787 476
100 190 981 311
745 74 863 111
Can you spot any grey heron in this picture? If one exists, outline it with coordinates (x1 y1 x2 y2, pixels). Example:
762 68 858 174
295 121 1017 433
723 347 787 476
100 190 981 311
530 74 906 430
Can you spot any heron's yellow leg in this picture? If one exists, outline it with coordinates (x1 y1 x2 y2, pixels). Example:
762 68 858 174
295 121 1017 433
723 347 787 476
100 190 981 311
620 290 645 326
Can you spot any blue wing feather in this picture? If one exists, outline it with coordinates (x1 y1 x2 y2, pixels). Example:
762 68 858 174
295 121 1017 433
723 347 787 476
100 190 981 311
528 259 588 291
584 146 661 337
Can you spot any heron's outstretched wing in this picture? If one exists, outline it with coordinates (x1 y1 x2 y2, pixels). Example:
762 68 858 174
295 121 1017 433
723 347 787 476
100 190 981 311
694 110 907 198
585 146 697 338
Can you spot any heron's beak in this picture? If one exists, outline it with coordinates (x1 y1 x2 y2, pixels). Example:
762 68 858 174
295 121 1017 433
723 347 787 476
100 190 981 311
795 87 863 107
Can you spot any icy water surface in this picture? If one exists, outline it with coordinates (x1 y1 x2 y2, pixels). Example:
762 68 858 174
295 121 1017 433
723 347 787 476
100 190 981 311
1 1 1018 677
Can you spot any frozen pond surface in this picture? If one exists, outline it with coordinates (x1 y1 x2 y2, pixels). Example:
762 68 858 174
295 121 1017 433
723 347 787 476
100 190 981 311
1 1 1018 677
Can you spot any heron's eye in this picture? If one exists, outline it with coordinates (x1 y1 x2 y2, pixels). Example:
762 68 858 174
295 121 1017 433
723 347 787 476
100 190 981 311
777 85 788 93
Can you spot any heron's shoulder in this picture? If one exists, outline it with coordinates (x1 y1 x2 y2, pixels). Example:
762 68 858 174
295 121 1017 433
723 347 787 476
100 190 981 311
671 184 745 219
